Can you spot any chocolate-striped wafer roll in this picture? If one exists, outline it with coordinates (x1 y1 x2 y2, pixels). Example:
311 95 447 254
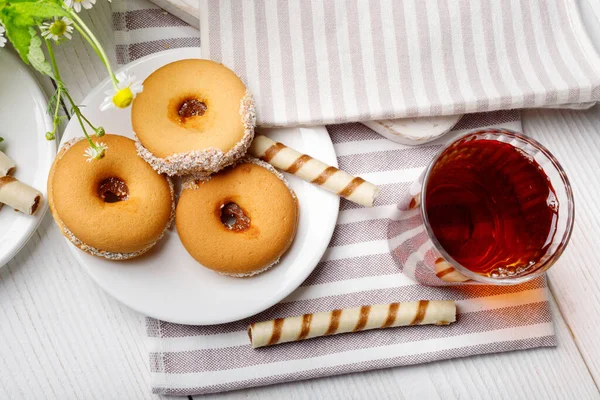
435 258 470 283
249 135 380 207
0 150 16 177
0 176 42 215
248 300 456 348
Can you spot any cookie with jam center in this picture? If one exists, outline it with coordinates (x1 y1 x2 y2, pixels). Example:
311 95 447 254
48 134 175 260
132 59 256 177
176 158 299 277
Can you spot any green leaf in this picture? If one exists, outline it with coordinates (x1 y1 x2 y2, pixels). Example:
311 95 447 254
27 27 53 76
0 1 69 63
6 2 69 26
2 25 31 63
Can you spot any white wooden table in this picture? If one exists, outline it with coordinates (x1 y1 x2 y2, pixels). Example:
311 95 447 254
2 3 600 399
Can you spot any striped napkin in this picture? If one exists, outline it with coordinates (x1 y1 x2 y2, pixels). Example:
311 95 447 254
110 1 555 395
112 0 199 65
146 111 555 396
199 0 600 127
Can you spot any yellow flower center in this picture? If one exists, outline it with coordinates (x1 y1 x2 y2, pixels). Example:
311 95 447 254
50 20 67 36
112 87 134 108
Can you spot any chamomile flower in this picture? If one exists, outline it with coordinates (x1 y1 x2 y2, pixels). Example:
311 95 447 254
100 71 143 111
64 0 96 13
40 17 73 42
0 25 7 48
84 142 108 161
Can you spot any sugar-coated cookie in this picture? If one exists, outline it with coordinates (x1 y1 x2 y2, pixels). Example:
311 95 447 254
176 158 299 277
48 134 175 260
132 59 256 176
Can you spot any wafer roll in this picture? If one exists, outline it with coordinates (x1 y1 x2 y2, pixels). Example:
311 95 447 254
248 300 456 348
435 258 470 283
0 176 42 215
249 135 380 207
0 151 16 177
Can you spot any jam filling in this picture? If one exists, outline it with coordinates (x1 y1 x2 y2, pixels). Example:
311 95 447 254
220 202 250 231
98 177 129 203
178 99 207 119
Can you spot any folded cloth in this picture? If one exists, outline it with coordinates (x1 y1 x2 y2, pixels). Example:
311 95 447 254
147 110 555 396
109 2 555 395
199 0 600 127
112 0 199 65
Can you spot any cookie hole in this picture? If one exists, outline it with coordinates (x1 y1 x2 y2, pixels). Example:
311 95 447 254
220 202 250 232
98 177 129 203
178 98 207 120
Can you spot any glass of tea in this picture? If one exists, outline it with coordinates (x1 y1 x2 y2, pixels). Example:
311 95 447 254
390 128 574 285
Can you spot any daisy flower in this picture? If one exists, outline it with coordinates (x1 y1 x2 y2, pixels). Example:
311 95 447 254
0 25 7 48
100 71 143 111
84 142 108 161
40 17 74 42
64 0 97 13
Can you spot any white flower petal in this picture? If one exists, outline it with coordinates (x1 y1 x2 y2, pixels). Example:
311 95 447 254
84 143 108 161
115 72 133 89
115 71 127 81
130 82 144 94
100 96 115 111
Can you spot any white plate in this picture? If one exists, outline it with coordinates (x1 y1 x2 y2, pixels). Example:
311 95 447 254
0 50 55 268
362 114 463 145
60 48 340 325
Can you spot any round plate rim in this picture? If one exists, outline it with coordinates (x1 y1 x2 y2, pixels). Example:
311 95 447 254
0 49 55 269
59 47 340 325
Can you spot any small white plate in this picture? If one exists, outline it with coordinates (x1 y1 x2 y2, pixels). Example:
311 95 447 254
0 50 55 268
362 114 463 145
60 48 340 325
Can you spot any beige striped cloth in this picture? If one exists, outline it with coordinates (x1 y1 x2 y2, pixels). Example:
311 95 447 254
146 111 556 396
199 0 600 127
110 2 556 395
112 0 199 65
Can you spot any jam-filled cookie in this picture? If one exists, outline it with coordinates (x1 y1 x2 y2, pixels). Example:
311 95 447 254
176 158 299 277
132 59 256 176
48 134 175 260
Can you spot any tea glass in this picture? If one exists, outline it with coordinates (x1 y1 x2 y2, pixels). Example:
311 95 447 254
388 129 574 286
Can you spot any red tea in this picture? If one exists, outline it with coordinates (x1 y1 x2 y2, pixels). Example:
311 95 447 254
425 138 559 278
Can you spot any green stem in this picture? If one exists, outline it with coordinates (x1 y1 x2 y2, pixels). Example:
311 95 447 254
46 40 64 138
53 90 62 120
46 37 101 153
46 39 63 83
79 112 98 131
63 90 95 148
71 24 104 70
68 10 119 89
51 87 62 133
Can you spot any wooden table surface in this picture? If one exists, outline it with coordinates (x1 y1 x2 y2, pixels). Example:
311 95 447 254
2 2 600 399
